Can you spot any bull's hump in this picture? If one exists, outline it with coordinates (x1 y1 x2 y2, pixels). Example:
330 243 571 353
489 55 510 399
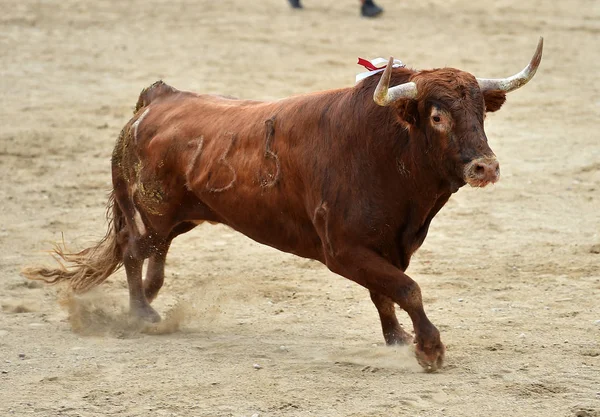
134 80 180 114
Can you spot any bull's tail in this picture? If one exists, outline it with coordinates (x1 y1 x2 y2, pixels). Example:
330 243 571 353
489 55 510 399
22 193 125 293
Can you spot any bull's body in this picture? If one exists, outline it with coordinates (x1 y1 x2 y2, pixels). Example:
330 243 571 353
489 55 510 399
122 80 448 268
26 40 543 371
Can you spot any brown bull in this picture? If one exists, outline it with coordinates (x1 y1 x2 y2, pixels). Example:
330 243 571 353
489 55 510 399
25 38 543 372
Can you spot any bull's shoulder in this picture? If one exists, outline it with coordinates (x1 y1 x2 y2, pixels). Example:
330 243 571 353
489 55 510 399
134 80 182 114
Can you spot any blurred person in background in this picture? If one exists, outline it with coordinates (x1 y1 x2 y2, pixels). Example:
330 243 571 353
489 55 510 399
288 0 384 17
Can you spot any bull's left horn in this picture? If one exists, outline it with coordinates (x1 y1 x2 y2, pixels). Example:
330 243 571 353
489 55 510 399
374 57 417 106
477 37 544 93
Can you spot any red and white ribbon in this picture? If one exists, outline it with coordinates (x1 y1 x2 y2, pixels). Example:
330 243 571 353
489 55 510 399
356 57 405 84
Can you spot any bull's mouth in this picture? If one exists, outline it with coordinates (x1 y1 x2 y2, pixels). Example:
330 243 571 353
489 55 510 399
466 177 499 188
463 157 500 188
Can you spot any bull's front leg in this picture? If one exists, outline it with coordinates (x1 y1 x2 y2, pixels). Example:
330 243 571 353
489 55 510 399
326 248 444 372
369 291 414 345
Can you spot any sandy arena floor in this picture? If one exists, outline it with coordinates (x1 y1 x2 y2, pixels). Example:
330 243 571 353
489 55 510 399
1 0 599 416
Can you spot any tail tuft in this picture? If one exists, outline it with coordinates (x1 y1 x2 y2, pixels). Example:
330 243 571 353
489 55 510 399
22 194 124 293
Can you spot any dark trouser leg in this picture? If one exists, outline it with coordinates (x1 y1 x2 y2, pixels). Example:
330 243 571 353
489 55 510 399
361 0 383 17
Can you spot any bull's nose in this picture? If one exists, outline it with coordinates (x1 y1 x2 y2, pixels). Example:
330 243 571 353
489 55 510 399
465 157 500 187
473 159 499 180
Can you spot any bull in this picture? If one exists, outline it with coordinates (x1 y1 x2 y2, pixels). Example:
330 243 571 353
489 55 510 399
24 38 543 372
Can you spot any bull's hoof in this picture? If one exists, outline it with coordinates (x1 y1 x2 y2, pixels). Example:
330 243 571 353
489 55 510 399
415 341 445 373
130 304 162 323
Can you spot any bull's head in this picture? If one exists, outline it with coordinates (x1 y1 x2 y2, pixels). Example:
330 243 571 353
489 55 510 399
374 38 543 189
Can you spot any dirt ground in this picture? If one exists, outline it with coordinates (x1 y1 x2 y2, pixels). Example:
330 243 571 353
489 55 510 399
1 0 599 416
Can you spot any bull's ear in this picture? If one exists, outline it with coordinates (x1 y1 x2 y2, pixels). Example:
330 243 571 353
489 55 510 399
483 90 507 113
398 100 419 125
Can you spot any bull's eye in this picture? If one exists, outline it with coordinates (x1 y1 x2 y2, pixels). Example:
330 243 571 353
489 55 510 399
432 115 441 123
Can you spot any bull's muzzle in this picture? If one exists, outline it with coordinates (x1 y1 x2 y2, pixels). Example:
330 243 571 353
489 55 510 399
464 157 500 187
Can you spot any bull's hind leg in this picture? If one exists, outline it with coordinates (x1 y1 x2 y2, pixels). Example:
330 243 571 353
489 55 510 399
123 243 161 323
143 222 197 303
113 181 163 322
369 291 413 345
118 220 164 322
143 247 169 304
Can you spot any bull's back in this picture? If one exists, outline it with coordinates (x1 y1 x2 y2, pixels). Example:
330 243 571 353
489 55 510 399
131 89 327 260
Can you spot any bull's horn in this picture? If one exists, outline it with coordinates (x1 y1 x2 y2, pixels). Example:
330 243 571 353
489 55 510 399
477 37 544 93
374 57 417 106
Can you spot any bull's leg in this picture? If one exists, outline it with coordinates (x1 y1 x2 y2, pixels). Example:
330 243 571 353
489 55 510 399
326 248 444 372
143 242 169 303
113 185 162 322
369 291 413 345
143 222 198 303
123 245 161 323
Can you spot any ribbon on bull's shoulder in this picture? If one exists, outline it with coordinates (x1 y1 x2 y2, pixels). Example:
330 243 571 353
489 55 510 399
356 57 405 84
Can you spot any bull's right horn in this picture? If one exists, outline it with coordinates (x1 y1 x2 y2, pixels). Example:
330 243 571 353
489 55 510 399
374 57 418 106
